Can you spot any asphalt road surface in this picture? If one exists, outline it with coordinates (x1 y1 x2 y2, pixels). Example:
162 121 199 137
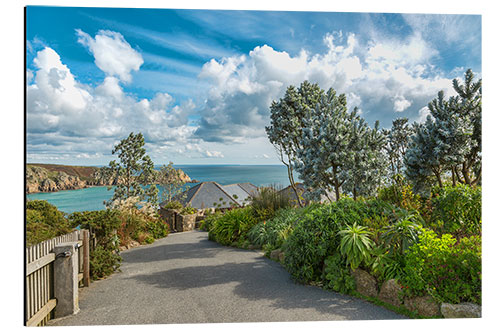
48 230 405 326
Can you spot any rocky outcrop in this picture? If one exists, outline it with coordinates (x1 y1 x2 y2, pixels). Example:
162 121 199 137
26 164 193 194
404 295 441 317
441 302 481 318
26 166 90 193
378 279 403 307
352 268 378 298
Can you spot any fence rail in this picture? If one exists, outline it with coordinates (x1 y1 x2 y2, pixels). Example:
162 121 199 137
25 229 92 326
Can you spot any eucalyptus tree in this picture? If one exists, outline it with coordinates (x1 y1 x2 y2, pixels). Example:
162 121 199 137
405 69 481 189
103 132 159 208
294 88 387 201
266 81 324 206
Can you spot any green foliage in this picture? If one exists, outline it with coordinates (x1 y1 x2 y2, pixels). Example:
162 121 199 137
322 253 356 294
157 162 187 204
162 200 183 210
429 184 481 237
68 209 122 279
208 207 258 246
199 211 222 231
283 203 343 282
249 186 292 221
247 207 305 250
378 177 422 212
369 246 405 281
180 206 197 215
89 245 122 280
338 223 375 270
26 200 73 246
380 212 422 257
402 228 481 304
102 132 158 208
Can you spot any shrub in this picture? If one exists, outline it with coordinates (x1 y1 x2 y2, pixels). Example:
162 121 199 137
26 200 73 246
429 184 481 237
162 200 183 210
402 227 481 304
338 223 374 270
208 207 258 246
247 207 304 250
380 212 422 257
89 245 122 279
68 209 122 280
180 206 197 215
322 253 356 294
199 211 222 231
283 203 343 283
378 178 422 212
249 186 292 221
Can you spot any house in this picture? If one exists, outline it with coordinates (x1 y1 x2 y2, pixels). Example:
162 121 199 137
160 181 258 210
279 183 336 205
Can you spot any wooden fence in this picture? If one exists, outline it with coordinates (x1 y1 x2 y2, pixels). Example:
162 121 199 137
25 229 95 326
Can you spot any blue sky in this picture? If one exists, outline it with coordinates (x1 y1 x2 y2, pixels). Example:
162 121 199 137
26 6 481 166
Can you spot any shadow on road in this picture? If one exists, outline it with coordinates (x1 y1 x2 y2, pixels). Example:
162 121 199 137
126 254 403 320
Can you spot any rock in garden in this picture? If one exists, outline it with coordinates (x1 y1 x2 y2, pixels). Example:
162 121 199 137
352 269 378 298
378 279 403 307
270 249 281 261
441 302 481 318
404 295 440 317
278 251 285 263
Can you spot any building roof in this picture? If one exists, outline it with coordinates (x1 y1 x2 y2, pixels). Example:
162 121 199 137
221 183 258 206
160 181 258 210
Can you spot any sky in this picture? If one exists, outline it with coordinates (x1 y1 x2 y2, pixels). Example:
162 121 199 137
25 6 482 166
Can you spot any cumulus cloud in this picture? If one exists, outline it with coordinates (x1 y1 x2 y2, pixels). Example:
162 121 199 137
194 30 453 143
27 45 197 162
76 29 143 83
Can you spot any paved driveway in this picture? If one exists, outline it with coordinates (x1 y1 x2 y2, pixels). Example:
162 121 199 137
49 230 405 325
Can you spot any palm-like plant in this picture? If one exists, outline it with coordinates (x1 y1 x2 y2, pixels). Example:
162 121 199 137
338 223 375 270
381 213 422 257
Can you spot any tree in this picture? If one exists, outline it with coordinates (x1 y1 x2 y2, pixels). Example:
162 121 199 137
157 162 187 204
405 69 481 190
383 118 414 182
294 88 387 201
266 81 324 206
103 132 158 208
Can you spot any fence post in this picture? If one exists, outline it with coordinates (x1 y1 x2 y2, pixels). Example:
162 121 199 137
83 230 90 287
53 242 80 318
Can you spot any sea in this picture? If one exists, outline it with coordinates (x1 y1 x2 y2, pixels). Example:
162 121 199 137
26 165 299 214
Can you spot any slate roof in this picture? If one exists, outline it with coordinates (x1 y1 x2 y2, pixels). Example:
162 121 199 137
160 181 258 210
221 183 258 206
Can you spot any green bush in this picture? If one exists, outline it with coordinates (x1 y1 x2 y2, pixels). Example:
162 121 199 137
68 209 122 279
208 207 258 246
199 211 222 231
378 177 422 212
26 200 73 246
338 223 374 270
402 227 481 304
249 186 292 221
429 184 481 237
283 203 343 283
180 206 197 215
247 207 305 250
322 253 356 294
162 200 183 210
89 245 122 280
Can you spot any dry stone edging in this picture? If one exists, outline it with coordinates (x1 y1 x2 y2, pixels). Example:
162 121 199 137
441 302 481 318
378 279 403 307
352 268 378 298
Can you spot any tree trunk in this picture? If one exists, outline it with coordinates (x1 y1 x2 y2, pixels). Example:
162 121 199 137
462 162 471 185
451 167 456 187
287 164 304 208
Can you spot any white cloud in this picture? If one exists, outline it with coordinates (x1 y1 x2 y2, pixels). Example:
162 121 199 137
76 29 143 83
195 30 453 142
27 46 198 162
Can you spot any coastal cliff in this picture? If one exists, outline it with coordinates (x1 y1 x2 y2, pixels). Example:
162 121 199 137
26 164 193 194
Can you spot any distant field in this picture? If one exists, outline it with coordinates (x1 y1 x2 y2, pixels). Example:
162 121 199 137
27 163 99 180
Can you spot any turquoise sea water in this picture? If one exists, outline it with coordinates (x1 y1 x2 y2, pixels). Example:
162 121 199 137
26 165 299 213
